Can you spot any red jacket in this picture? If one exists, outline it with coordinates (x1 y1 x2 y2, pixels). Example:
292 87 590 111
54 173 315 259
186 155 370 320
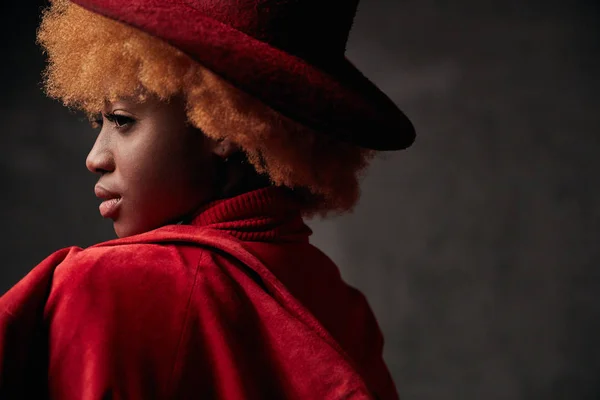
0 188 398 399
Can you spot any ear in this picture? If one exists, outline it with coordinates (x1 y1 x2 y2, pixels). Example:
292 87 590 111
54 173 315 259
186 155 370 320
211 137 240 160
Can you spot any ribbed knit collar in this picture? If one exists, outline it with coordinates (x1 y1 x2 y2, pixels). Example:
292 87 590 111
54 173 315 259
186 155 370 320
185 186 312 242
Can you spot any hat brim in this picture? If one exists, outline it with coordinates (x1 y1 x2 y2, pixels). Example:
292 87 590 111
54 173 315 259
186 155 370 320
72 0 415 151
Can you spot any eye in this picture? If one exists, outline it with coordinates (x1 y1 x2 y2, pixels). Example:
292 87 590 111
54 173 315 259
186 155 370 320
104 113 136 129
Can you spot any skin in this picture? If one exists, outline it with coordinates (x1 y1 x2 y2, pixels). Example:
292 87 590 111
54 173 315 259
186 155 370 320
86 94 243 238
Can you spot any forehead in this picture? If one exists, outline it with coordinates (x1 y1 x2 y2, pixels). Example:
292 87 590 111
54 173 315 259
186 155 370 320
102 94 155 113
103 94 189 120
102 91 148 110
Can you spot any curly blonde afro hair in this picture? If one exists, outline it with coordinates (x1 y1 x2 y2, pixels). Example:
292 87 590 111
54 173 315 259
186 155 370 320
37 0 376 216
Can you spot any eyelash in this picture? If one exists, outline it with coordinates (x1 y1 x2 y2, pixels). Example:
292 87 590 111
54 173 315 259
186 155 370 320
91 113 135 129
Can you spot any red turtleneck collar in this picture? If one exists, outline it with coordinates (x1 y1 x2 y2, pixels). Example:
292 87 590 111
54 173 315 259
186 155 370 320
181 186 312 243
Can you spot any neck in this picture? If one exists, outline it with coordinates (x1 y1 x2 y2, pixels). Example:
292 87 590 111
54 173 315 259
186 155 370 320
176 153 273 225
216 152 273 200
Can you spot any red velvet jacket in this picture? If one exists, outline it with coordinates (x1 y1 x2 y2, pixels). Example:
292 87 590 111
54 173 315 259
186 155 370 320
0 188 398 399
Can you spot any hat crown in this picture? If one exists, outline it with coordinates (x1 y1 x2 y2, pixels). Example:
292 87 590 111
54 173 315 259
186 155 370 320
182 0 359 65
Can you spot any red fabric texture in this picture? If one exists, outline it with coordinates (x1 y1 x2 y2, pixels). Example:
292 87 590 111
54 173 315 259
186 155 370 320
0 187 399 399
69 0 415 151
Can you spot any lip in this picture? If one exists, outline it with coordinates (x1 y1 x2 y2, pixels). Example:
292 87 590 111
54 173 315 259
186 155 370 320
95 184 120 200
95 184 122 219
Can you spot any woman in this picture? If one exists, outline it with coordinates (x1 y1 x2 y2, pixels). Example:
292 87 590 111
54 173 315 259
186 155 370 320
0 0 415 398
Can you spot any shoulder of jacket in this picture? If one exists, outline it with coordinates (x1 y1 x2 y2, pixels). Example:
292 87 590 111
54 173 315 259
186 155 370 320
50 240 213 295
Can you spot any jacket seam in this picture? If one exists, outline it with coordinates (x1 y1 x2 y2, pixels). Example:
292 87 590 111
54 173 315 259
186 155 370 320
166 250 205 396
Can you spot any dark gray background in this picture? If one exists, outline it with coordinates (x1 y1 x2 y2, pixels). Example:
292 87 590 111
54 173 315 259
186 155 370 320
1 1 599 399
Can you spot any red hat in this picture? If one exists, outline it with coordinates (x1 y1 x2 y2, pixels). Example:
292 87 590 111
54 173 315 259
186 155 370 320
69 0 416 151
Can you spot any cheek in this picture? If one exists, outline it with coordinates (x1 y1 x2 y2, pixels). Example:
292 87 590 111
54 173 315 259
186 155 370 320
183 144 216 184
177 130 217 185
123 134 214 200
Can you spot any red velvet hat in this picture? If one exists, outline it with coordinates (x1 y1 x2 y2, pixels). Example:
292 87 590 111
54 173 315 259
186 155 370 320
69 0 416 151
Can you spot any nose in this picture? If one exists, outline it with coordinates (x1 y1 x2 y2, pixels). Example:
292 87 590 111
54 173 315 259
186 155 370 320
86 130 115 175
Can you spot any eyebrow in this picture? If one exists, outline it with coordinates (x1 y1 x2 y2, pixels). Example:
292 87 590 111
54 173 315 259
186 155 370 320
102 100 139 115
103 96 138 108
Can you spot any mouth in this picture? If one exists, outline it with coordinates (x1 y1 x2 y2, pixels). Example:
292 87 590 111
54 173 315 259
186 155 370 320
95 184 122 219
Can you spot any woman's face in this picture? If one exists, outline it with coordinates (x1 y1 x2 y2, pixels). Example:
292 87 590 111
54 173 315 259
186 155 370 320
86 95 219 237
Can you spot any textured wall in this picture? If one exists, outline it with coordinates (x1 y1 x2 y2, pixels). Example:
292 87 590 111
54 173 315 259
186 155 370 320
1 1 599 399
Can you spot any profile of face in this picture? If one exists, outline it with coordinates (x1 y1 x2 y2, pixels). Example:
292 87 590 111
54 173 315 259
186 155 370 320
86 94 231 238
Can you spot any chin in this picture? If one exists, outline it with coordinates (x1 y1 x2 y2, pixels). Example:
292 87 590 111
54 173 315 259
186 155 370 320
113 219 166 238
113 221 145 238
113 223 132 238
